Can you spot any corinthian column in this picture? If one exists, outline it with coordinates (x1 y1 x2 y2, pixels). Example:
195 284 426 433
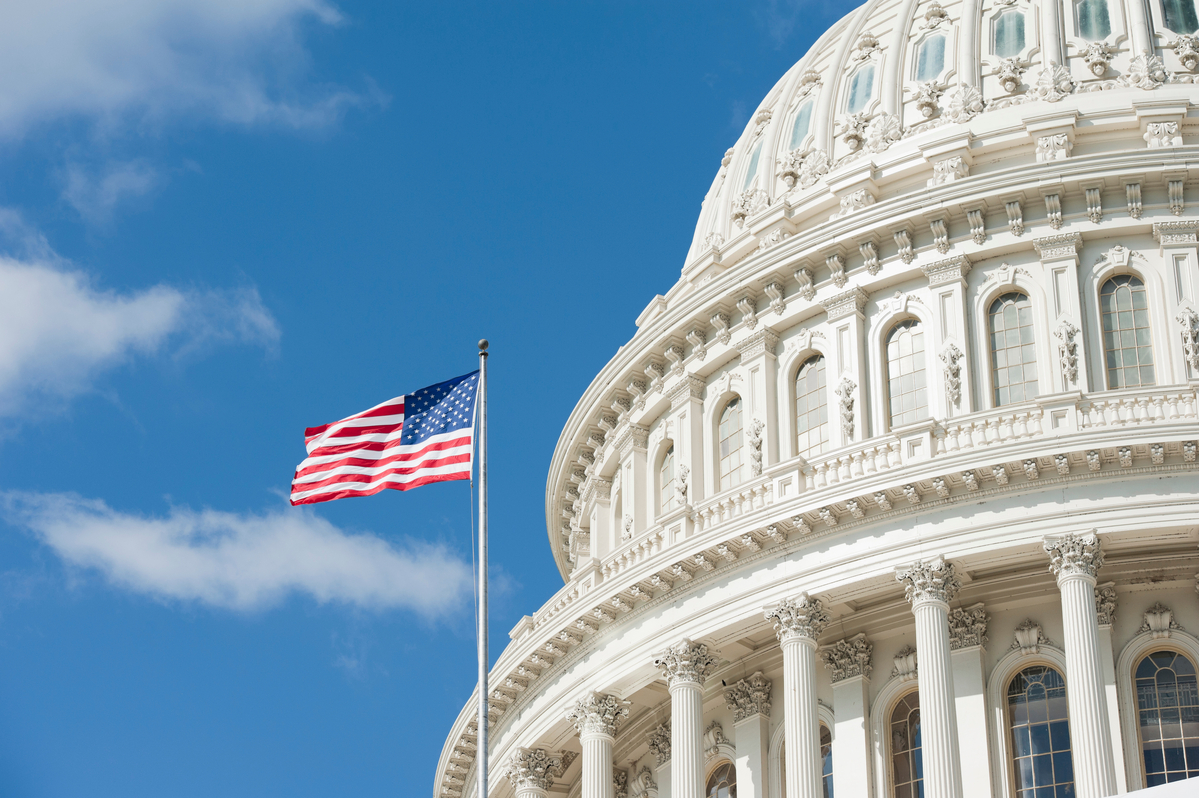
896 556 963 798
654 639 718 798
1044 532 1117 798
505 748 576 798
765 594 829 798
567 692 630 798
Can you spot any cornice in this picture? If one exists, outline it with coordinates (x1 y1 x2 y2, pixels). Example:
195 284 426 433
820 287 870 321
1032 231 1083 260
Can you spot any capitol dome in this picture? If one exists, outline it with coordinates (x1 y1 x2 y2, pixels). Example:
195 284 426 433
438 1 1199 798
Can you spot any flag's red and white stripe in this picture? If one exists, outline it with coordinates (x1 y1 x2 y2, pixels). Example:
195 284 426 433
290 395 473 505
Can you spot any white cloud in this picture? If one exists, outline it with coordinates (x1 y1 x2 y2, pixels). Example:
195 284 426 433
0 0 378 138
0 236 279 417
61 160 161 224
4 492 473 614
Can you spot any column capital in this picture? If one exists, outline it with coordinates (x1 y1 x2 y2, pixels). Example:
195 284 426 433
646 721 671 765
654 638 718 688
896 556 960 606
764 592 830 643
505 748 577 793
948 603 989 650
819 632 873 682
1044 531 1104 581
566 692 630 738
723 670 772 721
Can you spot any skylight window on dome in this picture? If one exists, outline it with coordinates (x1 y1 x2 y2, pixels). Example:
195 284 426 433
994 10 1026 57
915 34 946 81
846 63 875 114
1163 0 1199 32
743 141 762 190
1075 0 1112 39
790 100 814 149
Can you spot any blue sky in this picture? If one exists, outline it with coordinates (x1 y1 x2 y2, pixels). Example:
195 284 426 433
0 2 842 795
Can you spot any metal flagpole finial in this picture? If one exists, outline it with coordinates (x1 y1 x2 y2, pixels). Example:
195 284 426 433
478 339 489 353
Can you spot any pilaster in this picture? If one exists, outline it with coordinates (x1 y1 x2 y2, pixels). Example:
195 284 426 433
947 604 993 798
820 288 869 445
819 633 873 798
1094 583 1127 794
1154 222 1199 381
1032 233 1089 392
615 425 650 540
667 376 706 507
921 255 974 416
735 329 780 470
725 672 772 798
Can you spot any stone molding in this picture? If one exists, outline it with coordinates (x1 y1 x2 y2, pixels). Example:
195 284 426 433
667 375 704 410
820 287 870 321
1032 232 1082 260
1153 220 1199 244
920 254 972 286
735 328 780 359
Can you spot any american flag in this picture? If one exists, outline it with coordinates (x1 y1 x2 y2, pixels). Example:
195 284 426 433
290 371 480 506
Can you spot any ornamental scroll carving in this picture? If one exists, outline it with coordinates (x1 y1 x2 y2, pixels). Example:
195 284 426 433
1122 51 1170 90
891 645 918 680
896 556 961 605
1044 531 1104 580
723 671 772 721
628 767 657 798
749 418 765 476
940 343 963 406
647 722 671 765
1054 321 1080 385
820 633 873 682
505 748 576 792
942 83 983 123
703 721 731 761
566 692 630 737
948 604 989 649
1012 619 1052 654
731 189 770 227
1178 307 1199 372
765 593 830 642
836 377 856 440
614 769 628 798
654 639 718 687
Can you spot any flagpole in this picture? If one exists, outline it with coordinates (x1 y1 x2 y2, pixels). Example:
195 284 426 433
476 339 489 798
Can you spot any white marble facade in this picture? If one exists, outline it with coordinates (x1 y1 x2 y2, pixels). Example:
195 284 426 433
437 1 1199 797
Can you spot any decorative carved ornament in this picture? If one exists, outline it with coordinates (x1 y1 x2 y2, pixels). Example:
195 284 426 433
1122 51 1170 90
654 638 718 687
765 592 830 642
628 766 657 798
1141 602 1184 639
1178 307 1199 372
836 377 856 440
1095 583 1118 627
566 692 630 737
1044 531 1104 580
941 343 964 406
820 633 873 682
1054 320 1080 385
647 722 671 765
896 556 961 605
1012 619 1052 654
749 418 765 476
996 58 1026 92
703 721 731 761
1031 63 1075 102
724 671 772 721
942 83 983 123
891 645 918 680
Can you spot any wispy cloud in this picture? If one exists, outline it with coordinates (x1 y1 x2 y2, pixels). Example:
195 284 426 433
0 217 279 417
752 0 812 49
3 492 473 615
0 0 383 139
61 159 161 224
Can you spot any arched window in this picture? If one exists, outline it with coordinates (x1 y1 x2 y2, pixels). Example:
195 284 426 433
886 320 929 428
1163 0 1199 32
820 724 834 798
795 355 829 458
989 292 1038 406
1076 0 1112 38
718 397 744 491
743 142 763 191
915 34 946 81
846 64 875 114
790 100 815 149
890 691 922 798
994 10 1026 57
1008 665 1075 795
706 761 736 798
1100 274 1155 389
1134 649 1199 785
659 445 676 514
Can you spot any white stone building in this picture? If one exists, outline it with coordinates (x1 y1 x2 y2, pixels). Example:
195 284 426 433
434 0 1199 797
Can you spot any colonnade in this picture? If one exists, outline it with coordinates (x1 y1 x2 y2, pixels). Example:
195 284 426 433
507 531 1118 798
